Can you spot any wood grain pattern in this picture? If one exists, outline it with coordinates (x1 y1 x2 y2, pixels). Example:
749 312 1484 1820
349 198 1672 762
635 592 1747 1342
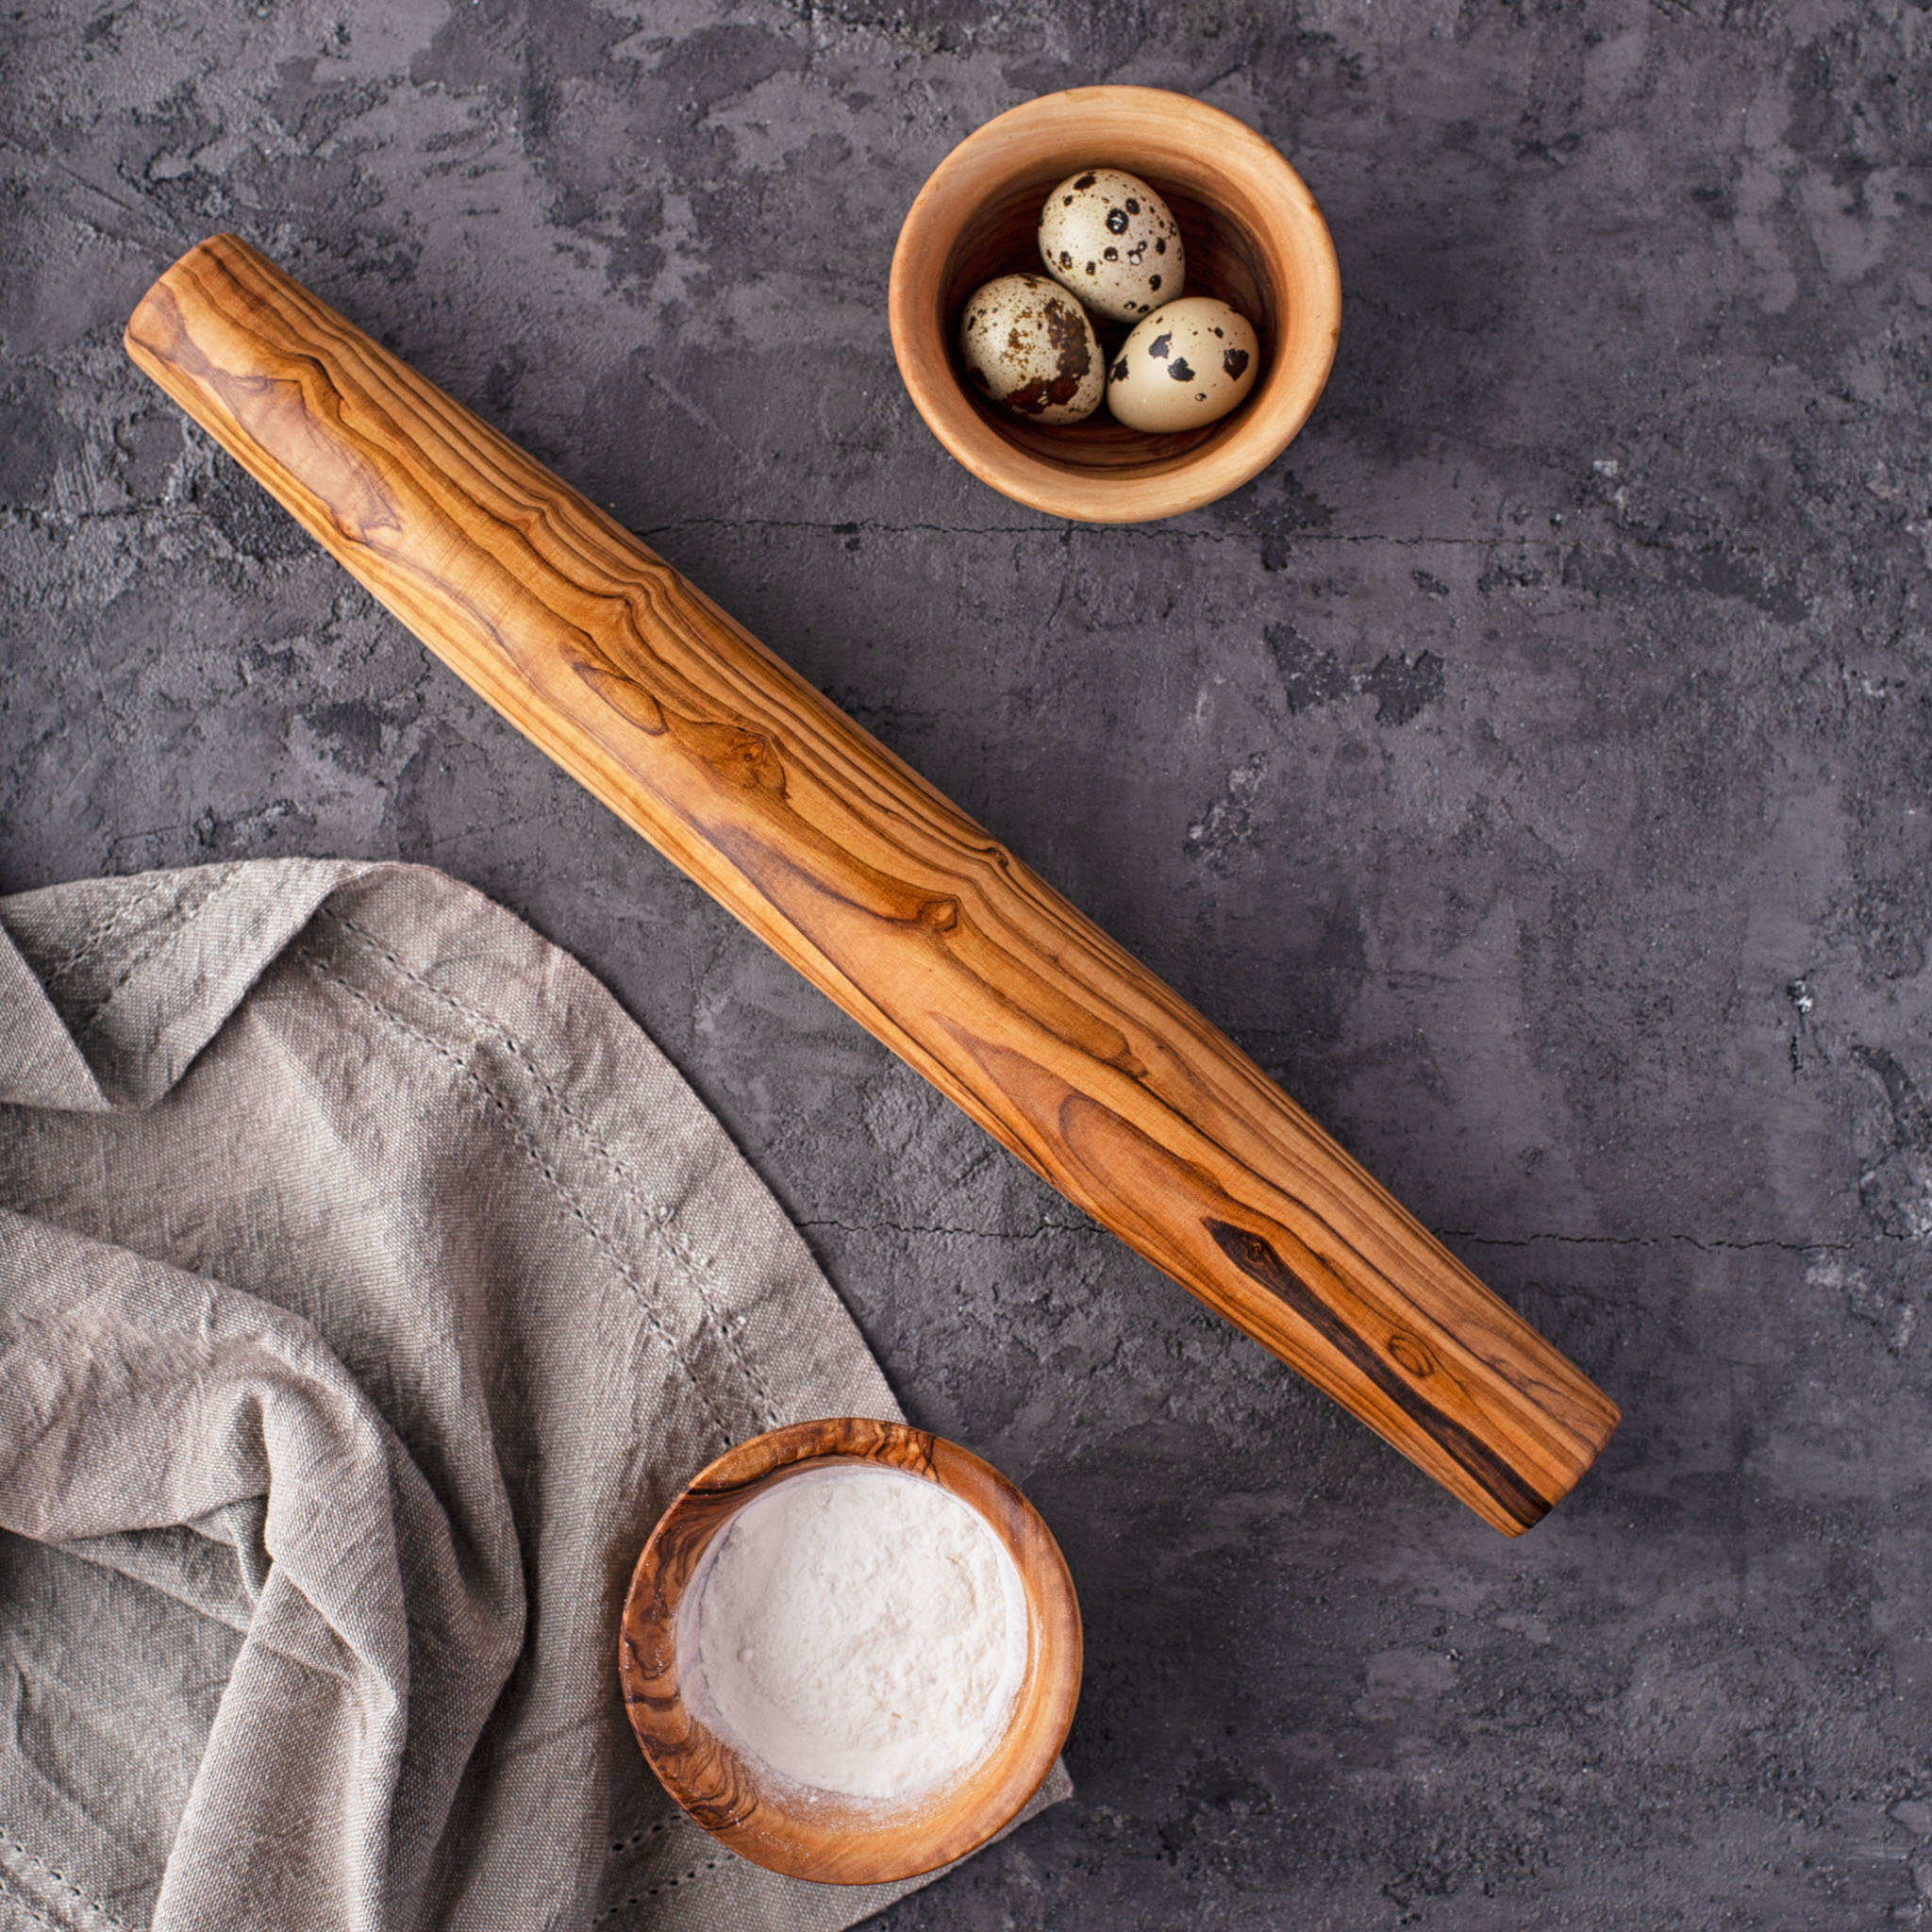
888 86 1343 521
124 232 1617 1537
618 1418 1083 1884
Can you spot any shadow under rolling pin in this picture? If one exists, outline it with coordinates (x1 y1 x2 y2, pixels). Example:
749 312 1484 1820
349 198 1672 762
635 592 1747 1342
125 235 1618 1536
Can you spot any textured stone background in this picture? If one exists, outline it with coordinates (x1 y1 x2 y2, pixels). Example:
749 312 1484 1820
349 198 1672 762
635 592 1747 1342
6 1 1932 1926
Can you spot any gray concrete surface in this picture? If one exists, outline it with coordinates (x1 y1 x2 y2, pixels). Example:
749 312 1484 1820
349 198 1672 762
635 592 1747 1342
5 2 1932 1925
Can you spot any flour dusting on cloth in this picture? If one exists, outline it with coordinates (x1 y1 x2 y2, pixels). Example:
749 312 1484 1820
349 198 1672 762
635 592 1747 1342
0 859 1068 1932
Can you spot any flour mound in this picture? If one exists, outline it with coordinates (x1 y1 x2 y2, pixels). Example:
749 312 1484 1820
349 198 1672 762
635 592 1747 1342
679 1464 1028 1803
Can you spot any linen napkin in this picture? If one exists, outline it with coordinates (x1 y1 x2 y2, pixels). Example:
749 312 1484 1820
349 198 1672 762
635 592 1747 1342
0 858 1066 1932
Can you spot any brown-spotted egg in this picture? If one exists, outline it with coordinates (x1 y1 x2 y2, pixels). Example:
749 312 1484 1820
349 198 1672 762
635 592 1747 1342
1107 296 1259 432
1038 167 1184 325
958 274 1104 424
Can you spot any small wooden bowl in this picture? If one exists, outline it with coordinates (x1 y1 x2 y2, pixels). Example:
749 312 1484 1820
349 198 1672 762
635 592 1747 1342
618 1417 1082 1885
888 85 1341 524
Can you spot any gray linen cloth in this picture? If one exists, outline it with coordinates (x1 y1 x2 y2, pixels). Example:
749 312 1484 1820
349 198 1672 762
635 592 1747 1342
0 858 1067 1932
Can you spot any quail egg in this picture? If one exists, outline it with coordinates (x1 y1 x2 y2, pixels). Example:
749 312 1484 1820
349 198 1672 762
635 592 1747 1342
1037 167 1185 324
1107 296 1259 432
958 273 1104 424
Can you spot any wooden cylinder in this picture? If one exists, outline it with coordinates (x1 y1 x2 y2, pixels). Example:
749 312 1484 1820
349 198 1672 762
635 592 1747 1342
125 235 1617 1535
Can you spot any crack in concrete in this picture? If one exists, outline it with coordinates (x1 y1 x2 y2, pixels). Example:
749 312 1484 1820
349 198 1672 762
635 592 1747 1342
802 1219 1907 1258
797 1215 1095 1241
4 503 1731 570
1440 1227 1902 1256
638 514 1581 550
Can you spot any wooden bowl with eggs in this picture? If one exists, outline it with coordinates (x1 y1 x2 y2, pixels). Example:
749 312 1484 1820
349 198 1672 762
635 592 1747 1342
889 86 1341 525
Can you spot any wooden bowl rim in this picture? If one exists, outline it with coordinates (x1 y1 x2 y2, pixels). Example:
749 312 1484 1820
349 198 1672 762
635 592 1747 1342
618 1417 1083 1885
888 84 1341 525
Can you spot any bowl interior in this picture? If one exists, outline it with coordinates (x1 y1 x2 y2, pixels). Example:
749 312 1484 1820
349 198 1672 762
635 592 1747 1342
941 168 1278 475
618 1418 1081 1886
891 87 1340 522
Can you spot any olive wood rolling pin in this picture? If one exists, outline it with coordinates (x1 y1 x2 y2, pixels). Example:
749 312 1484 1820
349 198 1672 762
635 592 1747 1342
125 236 1617 1536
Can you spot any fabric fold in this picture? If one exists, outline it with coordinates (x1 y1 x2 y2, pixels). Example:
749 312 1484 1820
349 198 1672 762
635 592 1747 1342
0 858 372 1111
0 1208 518 1932
0 860 1065 1932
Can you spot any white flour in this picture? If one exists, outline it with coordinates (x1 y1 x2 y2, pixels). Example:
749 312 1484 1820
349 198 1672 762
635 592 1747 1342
679 1464 1028 1804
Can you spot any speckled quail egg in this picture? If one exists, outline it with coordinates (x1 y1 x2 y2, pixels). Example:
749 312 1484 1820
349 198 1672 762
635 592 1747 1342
958 273 1105 424
1037 167 1185 324
1107 296 1259 432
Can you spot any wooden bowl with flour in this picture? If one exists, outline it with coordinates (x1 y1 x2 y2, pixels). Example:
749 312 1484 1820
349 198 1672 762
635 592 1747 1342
618 1417 1082 1884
